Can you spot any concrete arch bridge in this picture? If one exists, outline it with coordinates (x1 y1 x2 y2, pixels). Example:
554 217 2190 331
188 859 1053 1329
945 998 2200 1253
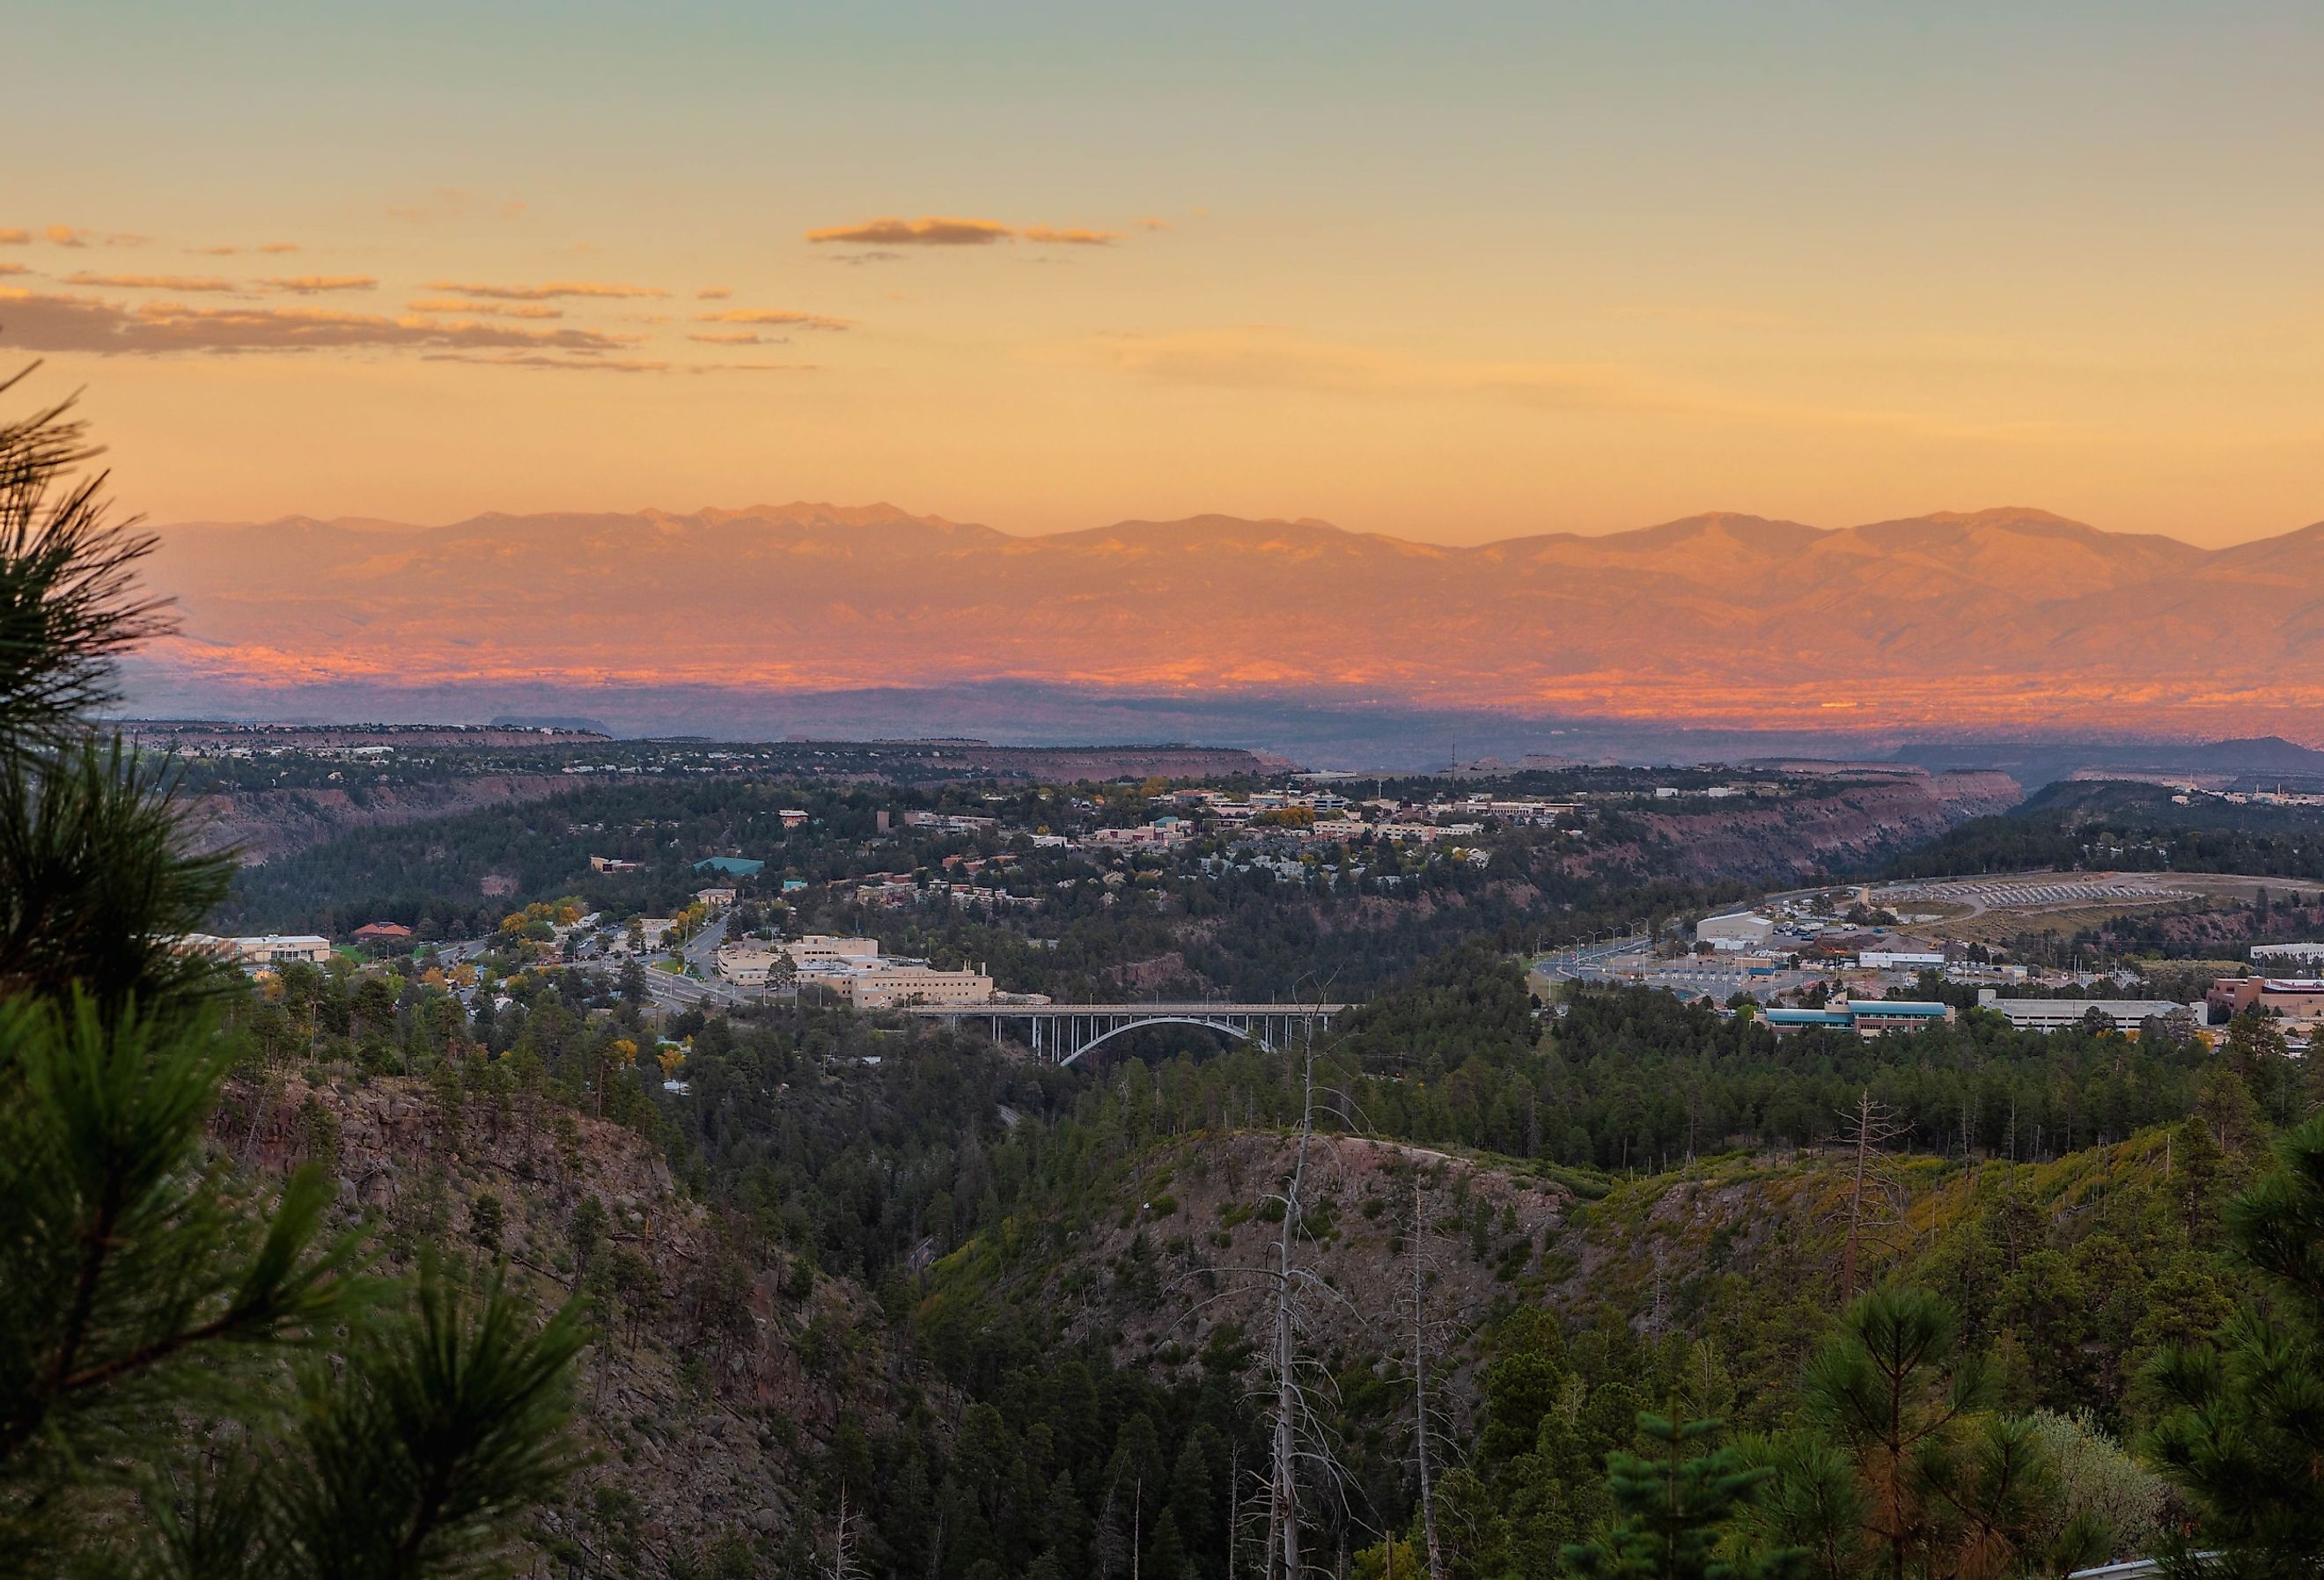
898 1002 1347 1066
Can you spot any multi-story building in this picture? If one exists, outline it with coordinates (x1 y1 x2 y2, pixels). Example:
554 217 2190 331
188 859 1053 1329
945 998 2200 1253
832 961 995 1009
716 934 887 988
2206 976 2324 1032
1761 999 1953 1037
1975 991 2195 1035
227 934 335 966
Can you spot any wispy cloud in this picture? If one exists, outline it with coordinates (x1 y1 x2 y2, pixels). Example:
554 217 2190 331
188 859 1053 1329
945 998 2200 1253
807 216 1013 246
45 226 89 248
64 271 236 292
695 285 732 300
257 241 300 254
687 330 767 345
408 298 563 320
0 230 28 246
0 286 633 356
423 278 667 301
105 232 151 247
423 351 811 375
1063 324 2081 445
0 263 25 277
1065 325 1692 412
808 215 1129 249
693 307 851 331
1019 225 1120 246
258 275 379 294
423 351 671 373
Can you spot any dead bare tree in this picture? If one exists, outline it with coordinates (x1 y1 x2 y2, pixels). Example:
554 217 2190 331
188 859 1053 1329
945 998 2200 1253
1835 1086 1911 1301
1407 1176 1445 1580
1166 987 1364 1578
829 1486 858 1580
1266 1034 1321 1580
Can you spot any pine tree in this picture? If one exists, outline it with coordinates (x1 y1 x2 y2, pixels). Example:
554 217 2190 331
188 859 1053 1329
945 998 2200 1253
1563 1414 1801 1580
0 366 584 1576
2146 1113 2324 1577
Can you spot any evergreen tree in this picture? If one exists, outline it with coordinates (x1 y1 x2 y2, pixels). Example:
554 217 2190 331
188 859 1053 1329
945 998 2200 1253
0 368 583 1576
2146 1114 2324 1578
1563 1413 1800 1580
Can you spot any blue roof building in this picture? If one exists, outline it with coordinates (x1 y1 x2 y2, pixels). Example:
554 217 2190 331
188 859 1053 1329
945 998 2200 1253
1760 1000 1954 1037
1761 1008 1856 1030
693 856 765 877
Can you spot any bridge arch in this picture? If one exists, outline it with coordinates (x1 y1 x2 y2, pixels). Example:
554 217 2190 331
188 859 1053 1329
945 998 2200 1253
1059 1016 1271 1067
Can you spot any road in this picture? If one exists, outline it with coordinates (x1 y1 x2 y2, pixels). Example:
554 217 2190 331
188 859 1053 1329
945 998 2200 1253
639 915 746 1011
1531 935 1651 981
679 915 730 973
639 962 744 1012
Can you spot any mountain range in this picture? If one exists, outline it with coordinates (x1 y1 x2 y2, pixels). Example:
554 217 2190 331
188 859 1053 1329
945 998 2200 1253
127 503 2324 742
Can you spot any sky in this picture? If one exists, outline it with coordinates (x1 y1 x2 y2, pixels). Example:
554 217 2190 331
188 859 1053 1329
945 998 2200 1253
8 0 2324 546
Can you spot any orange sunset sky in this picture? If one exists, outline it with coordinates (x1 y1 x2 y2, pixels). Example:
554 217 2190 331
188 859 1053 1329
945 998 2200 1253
8 2 2324 547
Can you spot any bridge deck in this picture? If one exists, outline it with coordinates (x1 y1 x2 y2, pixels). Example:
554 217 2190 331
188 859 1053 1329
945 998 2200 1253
899 1002 1346 1017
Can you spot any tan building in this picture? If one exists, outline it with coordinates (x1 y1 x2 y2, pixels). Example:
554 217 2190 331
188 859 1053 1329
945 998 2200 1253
231 934 334 966
792 934 879 966
834 961 995 1009
716 934 884 988
612 917 680 954
713 942 787 988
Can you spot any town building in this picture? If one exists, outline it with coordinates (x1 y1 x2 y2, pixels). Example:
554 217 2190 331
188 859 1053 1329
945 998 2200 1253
693 856 765 878
1696 912 1776 950
1087 821 1189 849
713 942 787 988
227 934 335 966
716 934 885 988
614 918 680 953
791 934 881 966
2205 976 2324 1032
829 960 995 1009
1760 999 1954 1038
351 922 413 946
1975 991 2195 1035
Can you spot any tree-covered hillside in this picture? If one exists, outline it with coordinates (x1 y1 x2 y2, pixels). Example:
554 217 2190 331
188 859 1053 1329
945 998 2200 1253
1890 778 2324 880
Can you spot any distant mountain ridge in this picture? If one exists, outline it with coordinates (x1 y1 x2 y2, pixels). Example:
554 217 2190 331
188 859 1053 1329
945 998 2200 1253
131 503 2324 739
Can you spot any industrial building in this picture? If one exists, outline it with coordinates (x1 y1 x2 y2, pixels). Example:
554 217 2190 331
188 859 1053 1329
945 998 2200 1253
1759 999 1953 1037
1695 912 1776 950
1974 991 2195 1035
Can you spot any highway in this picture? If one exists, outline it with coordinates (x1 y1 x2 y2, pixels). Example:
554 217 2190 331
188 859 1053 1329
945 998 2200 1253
1531 934 1651 981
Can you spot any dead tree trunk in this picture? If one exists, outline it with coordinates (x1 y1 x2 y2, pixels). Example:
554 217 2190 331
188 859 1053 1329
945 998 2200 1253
1837 1087 1906 1303
1411 1177 1443 1580
1269 1055 1313 1580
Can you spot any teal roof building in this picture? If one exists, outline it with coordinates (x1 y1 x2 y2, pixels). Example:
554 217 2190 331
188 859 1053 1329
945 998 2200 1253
693 856 765 877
